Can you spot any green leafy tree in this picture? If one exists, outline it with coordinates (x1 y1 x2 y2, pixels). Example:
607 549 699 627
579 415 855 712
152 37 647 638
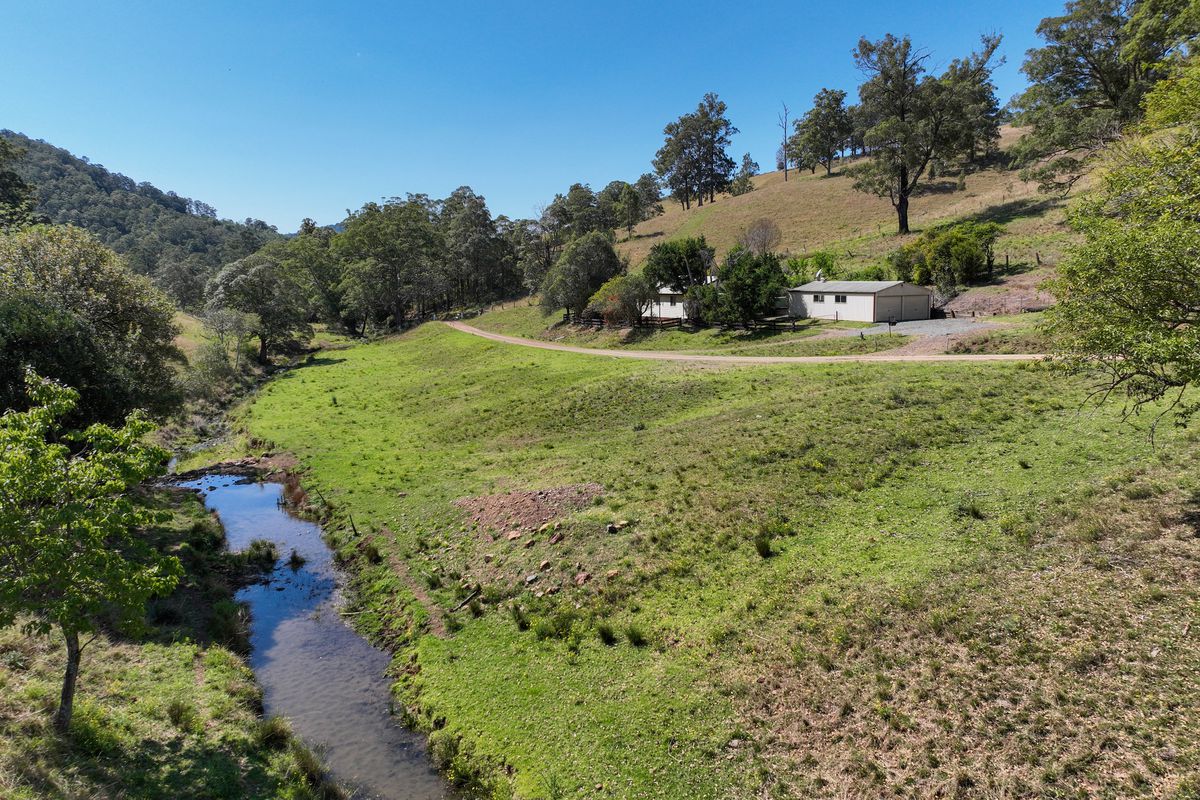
633 174 664 220
714 246 788 324
730 153 759 196
334 198 442 330
642 236 715 294
0 372 181 732
654 93 738 209
1046 57 1200 423
848 34 1002 233
0 225 182 422
279 219 347 330
540 231 623 317
1011 0 1199 192
586 273 656 324
206 250 312 360
614 182 644 238
796 89 854 175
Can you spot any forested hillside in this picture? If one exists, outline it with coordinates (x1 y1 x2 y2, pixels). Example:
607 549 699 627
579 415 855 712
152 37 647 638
1 131 279 308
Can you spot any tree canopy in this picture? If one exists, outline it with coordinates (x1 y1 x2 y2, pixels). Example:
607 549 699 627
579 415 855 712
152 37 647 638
654 93 739 210
848 34 1003 234
540 231 624 316
1011 0 1200 192
2 131 279 307
1047 56 1200 424
0 225 182 423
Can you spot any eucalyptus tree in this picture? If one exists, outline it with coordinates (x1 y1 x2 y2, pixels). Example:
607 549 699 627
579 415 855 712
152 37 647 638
795 89 853 175
848 33 1002 233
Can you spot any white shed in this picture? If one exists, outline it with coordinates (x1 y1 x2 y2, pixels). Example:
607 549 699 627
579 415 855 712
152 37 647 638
787 280 932 323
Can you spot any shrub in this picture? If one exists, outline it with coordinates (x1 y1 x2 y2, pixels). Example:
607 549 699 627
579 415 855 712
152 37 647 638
888 221 1002 292
753 532 774 558
586 273 656 325
255 715 292 749
242 538 278 570
509 604 530 631
625 624 648 647
597 621 618 646
209 599 249 650
166 697 201 733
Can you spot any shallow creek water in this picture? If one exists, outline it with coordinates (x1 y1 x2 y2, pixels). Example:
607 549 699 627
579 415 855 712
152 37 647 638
180 474 452 800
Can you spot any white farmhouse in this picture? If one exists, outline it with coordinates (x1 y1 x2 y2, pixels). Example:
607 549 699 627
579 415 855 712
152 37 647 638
648 285 688 319
787 280 932 323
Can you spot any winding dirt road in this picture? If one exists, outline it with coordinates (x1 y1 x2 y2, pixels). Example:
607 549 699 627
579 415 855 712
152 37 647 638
444 322 1045 365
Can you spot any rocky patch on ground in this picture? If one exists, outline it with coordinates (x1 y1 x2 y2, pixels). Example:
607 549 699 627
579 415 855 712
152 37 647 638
454 483 604 541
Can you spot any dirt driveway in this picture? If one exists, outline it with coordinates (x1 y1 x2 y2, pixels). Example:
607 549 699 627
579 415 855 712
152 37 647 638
444 322 1044 365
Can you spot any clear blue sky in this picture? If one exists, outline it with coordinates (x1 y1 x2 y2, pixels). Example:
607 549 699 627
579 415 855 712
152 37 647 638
4 0 1058 231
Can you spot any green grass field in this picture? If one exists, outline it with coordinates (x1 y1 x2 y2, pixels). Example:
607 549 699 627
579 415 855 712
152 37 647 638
0 491 339 800
470 303 908 357
202 324 1200 798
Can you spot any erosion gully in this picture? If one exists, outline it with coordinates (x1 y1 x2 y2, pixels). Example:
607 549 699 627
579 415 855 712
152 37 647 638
178 473 453 799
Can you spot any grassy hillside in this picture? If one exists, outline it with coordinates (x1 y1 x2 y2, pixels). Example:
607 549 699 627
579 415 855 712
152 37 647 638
205 324 1198 798
618 127 1078 276
0 491 334 799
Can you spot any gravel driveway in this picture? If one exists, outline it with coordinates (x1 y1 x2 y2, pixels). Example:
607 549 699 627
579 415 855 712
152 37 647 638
852 318 1002 337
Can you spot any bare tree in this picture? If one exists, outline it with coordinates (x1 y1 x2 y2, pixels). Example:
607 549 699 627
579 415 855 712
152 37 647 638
778 103 790 181
739 218 782 255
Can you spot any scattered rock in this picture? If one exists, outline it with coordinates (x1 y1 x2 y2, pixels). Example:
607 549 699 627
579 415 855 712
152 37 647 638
524 573 539 584
574 572 591 586
615 520 630 530
606 523 619 534
523 538 535 549
506 530 522 541
548 532 564 545
483 553 494 563
604 569 620 580
539 559 551 570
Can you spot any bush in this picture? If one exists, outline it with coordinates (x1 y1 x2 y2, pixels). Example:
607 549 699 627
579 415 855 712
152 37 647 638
888 221 1002 292
241 538 278 570
166 697 201 733
597 621 618 646
624 624 648 647
586 273 655 325
753 532 774 558
509 604 530 631
255 715 292 749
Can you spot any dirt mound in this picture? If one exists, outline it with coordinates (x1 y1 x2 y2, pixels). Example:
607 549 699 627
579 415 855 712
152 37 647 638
455 484 603 538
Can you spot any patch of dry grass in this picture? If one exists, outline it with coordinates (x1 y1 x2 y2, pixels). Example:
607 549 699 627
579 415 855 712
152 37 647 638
733 457 1200 799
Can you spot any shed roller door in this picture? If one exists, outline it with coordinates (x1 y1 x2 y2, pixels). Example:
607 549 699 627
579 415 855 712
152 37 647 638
901 295 930 320
875 296 902 322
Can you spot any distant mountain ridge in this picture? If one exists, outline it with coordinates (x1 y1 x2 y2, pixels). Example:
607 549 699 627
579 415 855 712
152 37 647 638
1 130 280 308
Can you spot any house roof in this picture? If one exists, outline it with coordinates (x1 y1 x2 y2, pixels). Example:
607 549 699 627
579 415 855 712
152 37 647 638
790 280 904 293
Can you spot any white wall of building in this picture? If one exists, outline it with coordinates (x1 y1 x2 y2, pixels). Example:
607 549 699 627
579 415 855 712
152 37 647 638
790 291 876 322
649 294 688 319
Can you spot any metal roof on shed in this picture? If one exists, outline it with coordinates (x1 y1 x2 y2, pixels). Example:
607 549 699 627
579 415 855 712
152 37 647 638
789 280 903 293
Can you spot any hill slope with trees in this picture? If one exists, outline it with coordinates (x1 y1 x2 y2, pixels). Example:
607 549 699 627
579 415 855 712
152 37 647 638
1 131 280 308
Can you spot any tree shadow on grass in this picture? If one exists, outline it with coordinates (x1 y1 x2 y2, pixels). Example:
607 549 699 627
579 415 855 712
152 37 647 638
965 196 1063 227
7 714 281 800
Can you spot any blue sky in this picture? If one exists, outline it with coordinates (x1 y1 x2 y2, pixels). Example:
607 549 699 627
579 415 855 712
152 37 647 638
4 0 1058 231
